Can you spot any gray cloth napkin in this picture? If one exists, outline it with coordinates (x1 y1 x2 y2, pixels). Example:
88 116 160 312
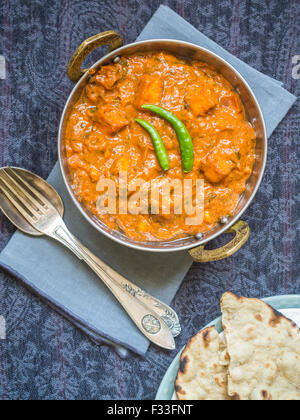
0 5 296 356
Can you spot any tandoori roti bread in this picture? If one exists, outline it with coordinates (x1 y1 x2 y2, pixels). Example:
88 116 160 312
221 292 300 400
175 326 231 400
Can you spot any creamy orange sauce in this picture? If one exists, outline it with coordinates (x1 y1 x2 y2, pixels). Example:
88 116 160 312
65 51 256 241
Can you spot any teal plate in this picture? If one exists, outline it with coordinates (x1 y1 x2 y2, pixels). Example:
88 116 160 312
155 295 300 400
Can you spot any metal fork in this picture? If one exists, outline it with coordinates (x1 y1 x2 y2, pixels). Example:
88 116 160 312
0 167 176 350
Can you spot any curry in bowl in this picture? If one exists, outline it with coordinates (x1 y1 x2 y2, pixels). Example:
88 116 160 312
65 51 256 242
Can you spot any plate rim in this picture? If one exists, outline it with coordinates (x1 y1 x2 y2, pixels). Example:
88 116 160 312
155 294 300 400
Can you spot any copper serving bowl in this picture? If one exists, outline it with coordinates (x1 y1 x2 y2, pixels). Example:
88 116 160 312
58 31 267 262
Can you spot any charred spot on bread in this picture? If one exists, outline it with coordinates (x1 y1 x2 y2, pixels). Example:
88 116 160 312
179 356 189 373
174 384 185 395
268 307 298 329
261 390 272 400
202 328 211 348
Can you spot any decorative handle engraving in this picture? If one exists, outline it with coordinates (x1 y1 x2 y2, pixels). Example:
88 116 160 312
142 315 161 335
122 283 181 337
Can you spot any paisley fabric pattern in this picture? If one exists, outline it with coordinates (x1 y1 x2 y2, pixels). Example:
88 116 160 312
0 0 299 400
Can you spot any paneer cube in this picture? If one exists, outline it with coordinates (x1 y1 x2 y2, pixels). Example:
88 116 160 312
186 80 218 116
93 105 129 133
203 145 237 184
95 65 122 90
135 74 164 109
85 83 107 104
219 93 240 110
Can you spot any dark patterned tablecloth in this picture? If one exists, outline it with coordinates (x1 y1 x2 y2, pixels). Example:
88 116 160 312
0 0 299 400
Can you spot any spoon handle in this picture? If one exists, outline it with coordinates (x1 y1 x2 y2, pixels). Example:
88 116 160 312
49 221 176 350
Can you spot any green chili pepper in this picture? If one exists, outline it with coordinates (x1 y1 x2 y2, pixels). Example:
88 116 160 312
142 104 194 173
135 118 170 171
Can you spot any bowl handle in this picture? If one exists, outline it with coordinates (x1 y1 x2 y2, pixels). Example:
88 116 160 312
67 31 124 83
189 220 250 263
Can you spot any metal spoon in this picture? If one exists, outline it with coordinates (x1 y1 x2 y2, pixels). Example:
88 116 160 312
0 167 180 349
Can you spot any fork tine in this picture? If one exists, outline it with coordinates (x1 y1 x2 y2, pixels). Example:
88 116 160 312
0 169 45 218
0 178 38 225
0 175 41 219
3 167 50 209
0 168 48 215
